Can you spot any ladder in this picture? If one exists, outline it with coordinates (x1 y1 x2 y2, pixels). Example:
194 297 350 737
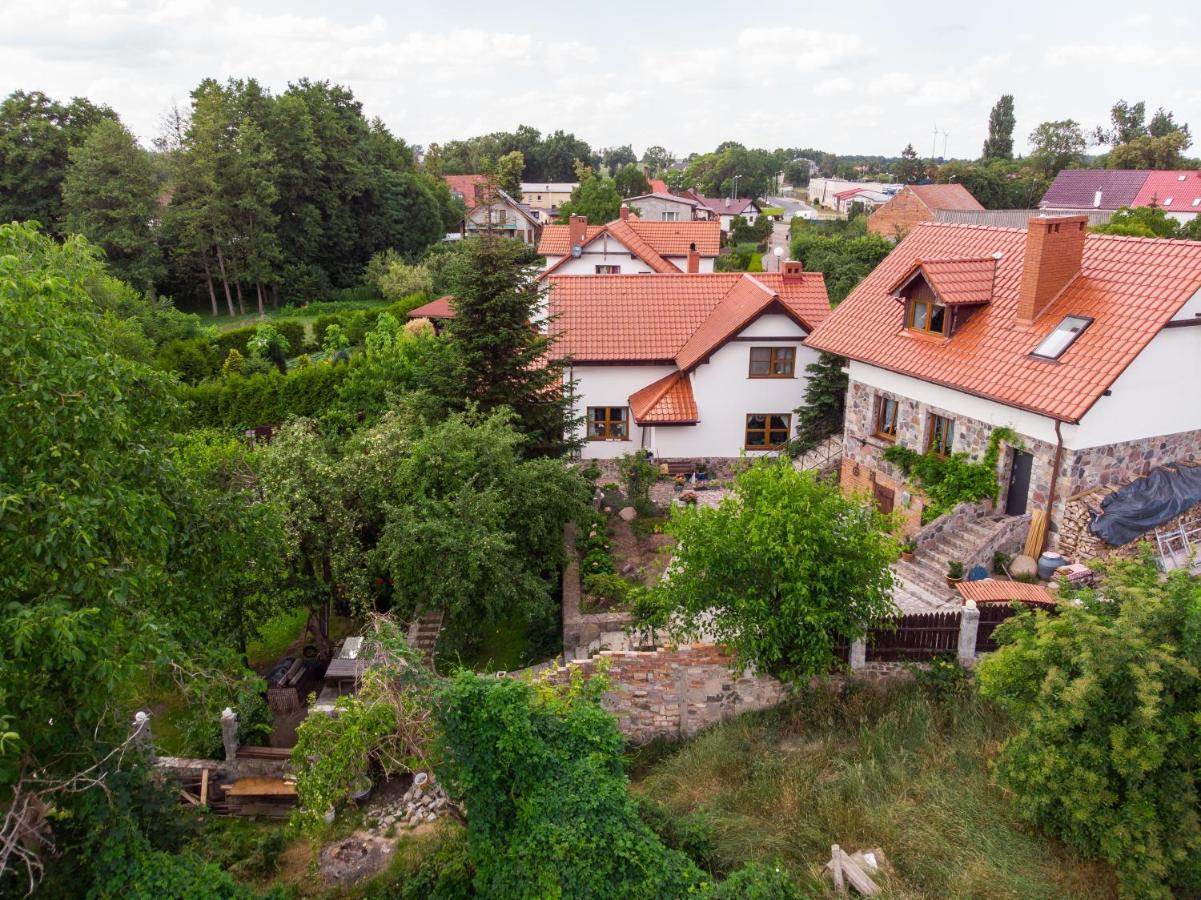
1154 521 1201 572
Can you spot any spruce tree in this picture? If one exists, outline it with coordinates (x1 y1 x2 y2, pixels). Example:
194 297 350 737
791 352 848 454
441 234 580 456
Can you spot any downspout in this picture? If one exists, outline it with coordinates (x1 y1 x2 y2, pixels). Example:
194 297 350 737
1042 419 1066 555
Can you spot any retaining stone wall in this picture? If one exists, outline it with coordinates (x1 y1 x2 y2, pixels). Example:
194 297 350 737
523 645 787 744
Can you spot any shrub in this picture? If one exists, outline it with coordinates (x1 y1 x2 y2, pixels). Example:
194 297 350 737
280 261 332 306
247 324 291 373
213 325 257 358
155 337 220 384
583 573 632 604
711 862 808 899
273 319 309 356
619 449 659 517
220 348 245 377
368 250 434 302
978 557 1201 897
178 364 348 430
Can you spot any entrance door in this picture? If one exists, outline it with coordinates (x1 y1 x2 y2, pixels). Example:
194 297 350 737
1006 449 1033 515
873 482 895 514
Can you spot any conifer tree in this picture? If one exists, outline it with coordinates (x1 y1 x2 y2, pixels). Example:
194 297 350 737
791 353 848 454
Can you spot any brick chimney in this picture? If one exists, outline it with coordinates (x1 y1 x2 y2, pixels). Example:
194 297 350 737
1017 216 1087 325
686 242 699 273
568 214 587 248
619 204 630 221
782 259 804 283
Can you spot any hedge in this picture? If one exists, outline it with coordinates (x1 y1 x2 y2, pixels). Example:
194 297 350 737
178 363 347 431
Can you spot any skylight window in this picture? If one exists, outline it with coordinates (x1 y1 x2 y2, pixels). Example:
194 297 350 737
1032 315 1092 360
1193 198 1201 208
1164 197 1174 206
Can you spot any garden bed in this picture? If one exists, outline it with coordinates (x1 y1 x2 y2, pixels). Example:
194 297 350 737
578 488 675 614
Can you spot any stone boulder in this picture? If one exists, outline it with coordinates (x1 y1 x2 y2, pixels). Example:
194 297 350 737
618 506 637 522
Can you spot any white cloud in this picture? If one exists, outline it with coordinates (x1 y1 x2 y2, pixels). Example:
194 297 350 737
813 76 854 96
1043 42 1200 69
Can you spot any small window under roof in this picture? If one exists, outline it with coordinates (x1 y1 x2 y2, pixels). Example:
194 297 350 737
1032 315 1092 360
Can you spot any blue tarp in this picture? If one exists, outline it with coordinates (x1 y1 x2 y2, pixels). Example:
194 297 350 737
1089 464 1201 546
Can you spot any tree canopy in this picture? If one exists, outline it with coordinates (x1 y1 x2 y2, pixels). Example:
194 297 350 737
639 461 898 682
981 94 1016 160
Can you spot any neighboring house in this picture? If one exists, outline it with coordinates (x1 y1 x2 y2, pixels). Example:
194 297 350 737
683 192 763 231
443 174 489 210
649 178 669 194
521 182 578 222
1131 170 1201 222
805 215 1201 546
808 178 898 209
548 263 831 460
868 183 984 239
833 188 891 215
537 210 721 275
934 208 1113 228
463 188 541 245
622 191 701 222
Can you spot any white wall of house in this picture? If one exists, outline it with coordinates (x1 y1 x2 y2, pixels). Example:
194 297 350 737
543 239 660 275
572 364 676 459
662 254 715 273
628 196 697 221
1070 287 1201 447
571 315 816 459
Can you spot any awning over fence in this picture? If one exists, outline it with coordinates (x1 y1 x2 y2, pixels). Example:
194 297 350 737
1089 464 1201 546
956 579 1055 606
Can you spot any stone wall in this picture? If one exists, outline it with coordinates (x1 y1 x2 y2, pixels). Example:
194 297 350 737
524 645 787 744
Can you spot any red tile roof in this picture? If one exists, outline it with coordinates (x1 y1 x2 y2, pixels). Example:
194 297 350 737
407 295 455 319
1132 170 1201 213
908 183 985 212
805 221 1201 423
890 257 998 305
548 272 831 366
537 219 720 258
629 371 698 424
443 174 488 209
956 579 1055 605
649 178 669 194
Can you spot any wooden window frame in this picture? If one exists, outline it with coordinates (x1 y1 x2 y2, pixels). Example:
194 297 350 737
586 406 629 441
906 296 948 336
874 396 899 441
747 346 796 378
926 413 955 457
595 264 622 274
744 413 792 450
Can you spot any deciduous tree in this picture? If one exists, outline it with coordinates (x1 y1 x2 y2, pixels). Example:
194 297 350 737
981 94 1015 160
1028 119 1087 176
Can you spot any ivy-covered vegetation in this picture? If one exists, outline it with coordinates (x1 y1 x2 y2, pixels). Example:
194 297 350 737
883 426 1021 522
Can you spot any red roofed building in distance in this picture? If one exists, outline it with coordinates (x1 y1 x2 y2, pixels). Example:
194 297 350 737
868 183 985 240
537 211 721 275
804 215 1201 544
1040 169 1201 221
547 263 831 459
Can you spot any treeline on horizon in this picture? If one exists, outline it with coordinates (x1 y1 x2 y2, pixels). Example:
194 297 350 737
2 80 1197 314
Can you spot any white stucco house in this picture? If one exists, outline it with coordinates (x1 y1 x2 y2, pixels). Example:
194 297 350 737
621 191 703 222
537 211 721 275
805 214 1201 544
546 262 832 460
462 187 541 245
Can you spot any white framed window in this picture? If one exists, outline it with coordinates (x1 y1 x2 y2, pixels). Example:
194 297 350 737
662 210 680 221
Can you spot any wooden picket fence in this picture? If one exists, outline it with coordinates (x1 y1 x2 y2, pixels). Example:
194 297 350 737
864 610 962 662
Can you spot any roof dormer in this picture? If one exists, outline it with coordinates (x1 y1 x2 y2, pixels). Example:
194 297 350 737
888 255 998 338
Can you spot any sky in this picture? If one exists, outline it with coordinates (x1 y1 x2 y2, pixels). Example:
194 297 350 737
3 0 1199 159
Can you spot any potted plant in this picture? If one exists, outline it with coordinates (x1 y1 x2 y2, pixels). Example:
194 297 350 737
899 540 916 563
946 560 965 587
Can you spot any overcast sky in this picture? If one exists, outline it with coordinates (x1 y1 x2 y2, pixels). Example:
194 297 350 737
3 0 1198 159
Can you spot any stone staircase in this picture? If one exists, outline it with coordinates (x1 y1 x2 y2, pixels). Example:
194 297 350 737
406 610 445 667
891 516 1015 613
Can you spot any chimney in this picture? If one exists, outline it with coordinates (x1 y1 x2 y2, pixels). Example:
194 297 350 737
686 242 699 274
568 214 587 248
782 259 804 283
1017 216 1087 325
619 204 630 221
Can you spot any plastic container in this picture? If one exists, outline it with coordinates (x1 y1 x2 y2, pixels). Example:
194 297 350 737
1037 551 1065 580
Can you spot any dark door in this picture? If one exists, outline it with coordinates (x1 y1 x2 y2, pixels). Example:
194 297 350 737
1006 449 1033 515
873 482 895 514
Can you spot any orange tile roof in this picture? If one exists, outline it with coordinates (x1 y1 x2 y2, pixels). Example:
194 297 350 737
537 219 720 258
629 371 699 424
909 183 985 212
548 272 831 365
956 579 1055 605
407 295 455 319
805 222 1201 423
605 220 680 273
890 257 998 305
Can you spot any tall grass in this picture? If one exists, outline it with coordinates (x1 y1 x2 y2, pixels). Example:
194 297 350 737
633 677 1116 898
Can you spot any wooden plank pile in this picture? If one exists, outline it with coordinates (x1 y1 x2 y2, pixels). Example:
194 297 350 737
824 844 884 896
221 777 298 818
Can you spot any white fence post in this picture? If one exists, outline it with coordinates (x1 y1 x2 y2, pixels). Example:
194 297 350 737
220 707 239 762
850 638 867 671
957 601 980 664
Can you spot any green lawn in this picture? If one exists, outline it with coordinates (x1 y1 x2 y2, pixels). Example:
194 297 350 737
246 608 309 668
760 206 785 216
632 677 1117 898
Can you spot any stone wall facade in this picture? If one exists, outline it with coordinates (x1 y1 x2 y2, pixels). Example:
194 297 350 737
527 645 787 744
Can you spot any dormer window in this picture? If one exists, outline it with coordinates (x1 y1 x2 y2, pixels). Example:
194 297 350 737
1032 315 1092 360
908 292 947 335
